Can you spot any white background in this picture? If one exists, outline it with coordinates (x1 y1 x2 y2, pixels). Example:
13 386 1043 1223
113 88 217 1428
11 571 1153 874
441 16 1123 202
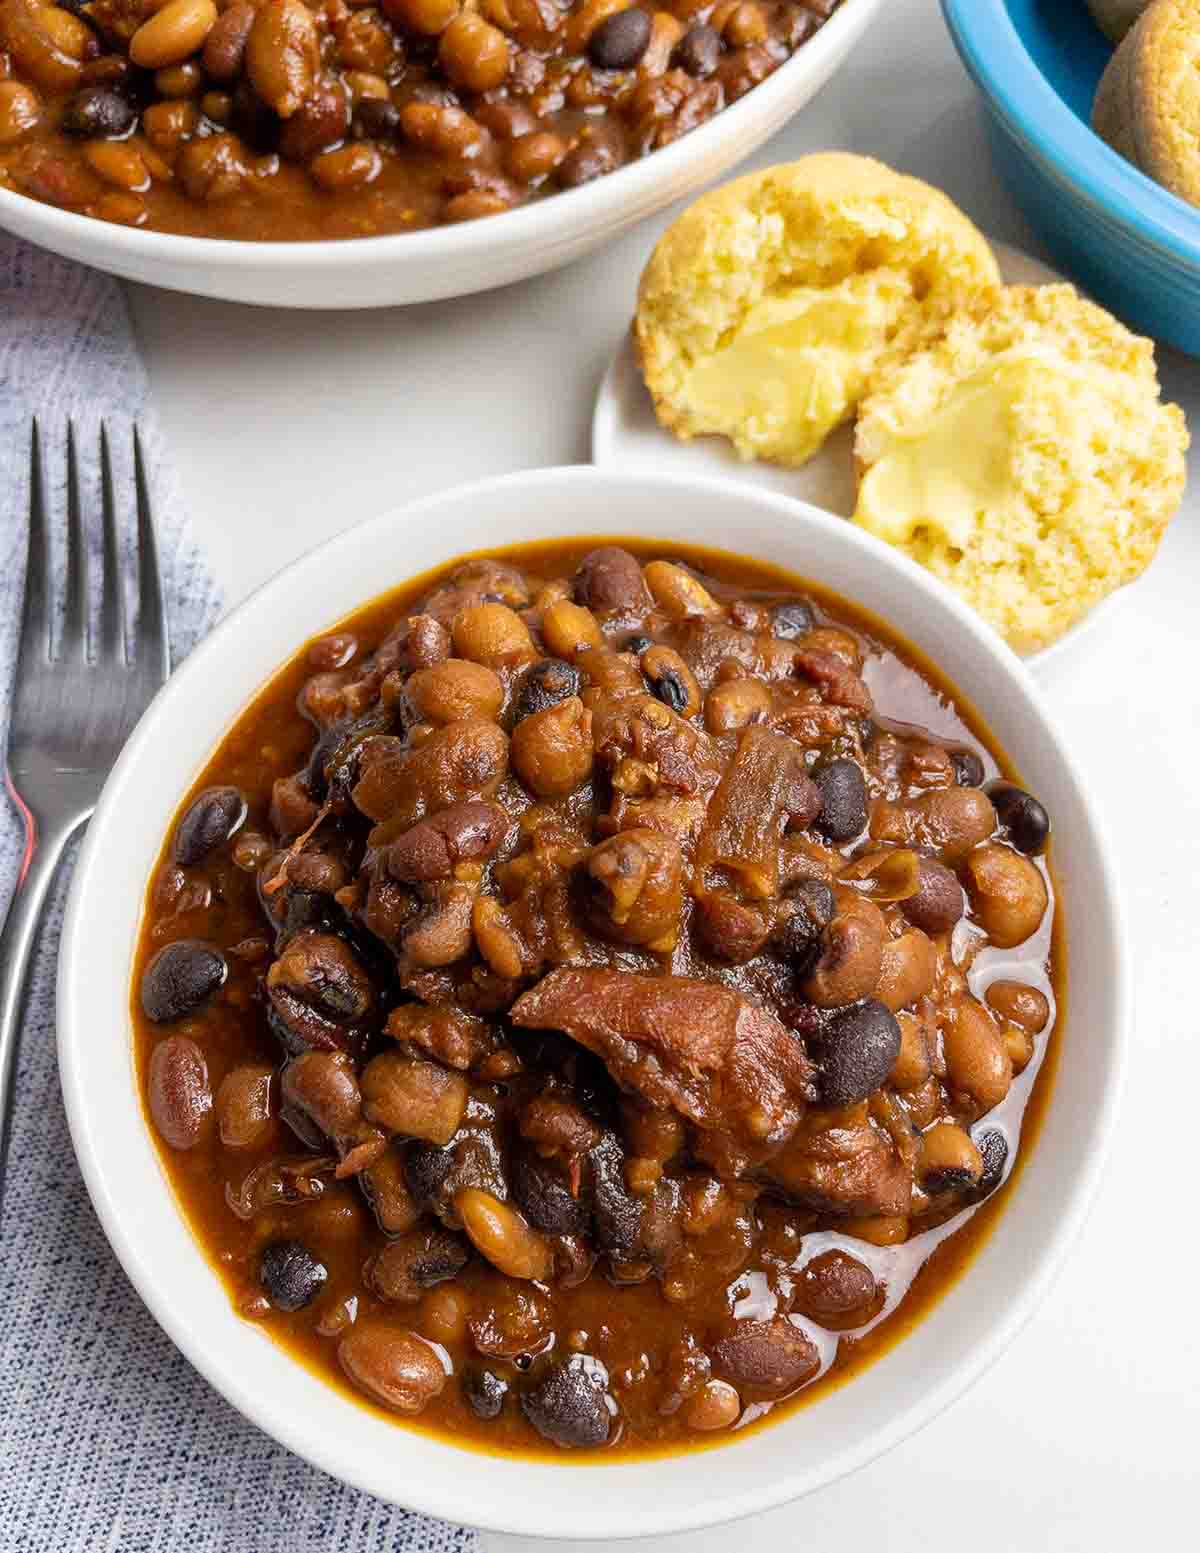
127 0 1199 1546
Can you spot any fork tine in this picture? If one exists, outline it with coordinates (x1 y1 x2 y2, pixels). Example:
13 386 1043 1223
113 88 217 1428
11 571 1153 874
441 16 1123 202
61 420 90 661
132 426 169 678
17 421 52 671
96 423 125 663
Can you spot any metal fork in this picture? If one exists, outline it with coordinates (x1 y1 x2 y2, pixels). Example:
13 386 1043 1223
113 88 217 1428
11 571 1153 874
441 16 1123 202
0 422 170 1194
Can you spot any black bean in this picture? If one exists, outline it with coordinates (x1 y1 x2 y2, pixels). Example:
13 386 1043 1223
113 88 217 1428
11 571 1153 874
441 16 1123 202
463 1366 509 1420
646 665 688 714
974 1129 1009 1198
773 878 835 969
770 600 815 640
141 941 227 1023
901 858 964 935
812 757 867 842
588 8 652 70
512 658 581 723
174 785 246 866
404 1142 455 1209
624 633 652 655
988 782 1050 856
62 85 136 139
818 998 901 1108
521 1356 613 1448
259 1240 328 1312
512 1150 587 1235
951 748 985 788
352 98 401 141
673 22 721 77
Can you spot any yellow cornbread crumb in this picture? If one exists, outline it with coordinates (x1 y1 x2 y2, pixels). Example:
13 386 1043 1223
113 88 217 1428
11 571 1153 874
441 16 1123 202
634 154 1000 468
852 284 1188 653
1093 0 1200 206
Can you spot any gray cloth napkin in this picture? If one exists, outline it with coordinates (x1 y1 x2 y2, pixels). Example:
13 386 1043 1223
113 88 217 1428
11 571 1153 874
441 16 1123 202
0 236 478 1553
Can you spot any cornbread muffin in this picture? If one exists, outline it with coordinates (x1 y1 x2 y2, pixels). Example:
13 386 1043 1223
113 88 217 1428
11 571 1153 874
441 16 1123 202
852 284 1188 652
1086 0 1152 43
635 154 1001 468
1093 0 1200 205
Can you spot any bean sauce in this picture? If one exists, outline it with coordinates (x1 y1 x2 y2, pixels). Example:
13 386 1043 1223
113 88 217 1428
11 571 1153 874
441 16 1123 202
132 537 1062 1458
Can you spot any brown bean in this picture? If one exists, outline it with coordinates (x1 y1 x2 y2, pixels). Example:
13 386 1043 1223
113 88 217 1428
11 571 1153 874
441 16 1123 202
406 660 503 725
574 546 652 615
175 131 251 200
382 0 460 34
911 787 997 863
985 980 1050 1034
684 1379 740 1431
202 1 254 82
129 0 217 70
142 98 198 152
511 695 593 798
338 1323 448 1414
795 1249 879 1329
279 75 351 161
452 602 535 666
711 1317 820 1396
216 1062 274 1148
901 857 964 935
0 79 40 142
310 141 380 190
963 844 1048 948
399 100 485 156
361 1052 469 1144
155 61 202 97
506 128 566 183
0 0 86 91
438 12 509 92
443 189 512 222
890 1010 932 1090
147 1034 212 1150
875 929 935 1013
643 559 721 618
368 1227 469 1303
245 0 318 118
943 1001 1012 1113
456 1187 553 1280
83 140 149 191
542 600 603 660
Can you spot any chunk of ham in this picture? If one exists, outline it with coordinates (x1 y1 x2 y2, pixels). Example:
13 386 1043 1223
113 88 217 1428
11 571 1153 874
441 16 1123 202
510 968 816 1148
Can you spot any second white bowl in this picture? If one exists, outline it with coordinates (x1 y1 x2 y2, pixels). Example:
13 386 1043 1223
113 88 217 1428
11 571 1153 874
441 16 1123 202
58 466 1127 1539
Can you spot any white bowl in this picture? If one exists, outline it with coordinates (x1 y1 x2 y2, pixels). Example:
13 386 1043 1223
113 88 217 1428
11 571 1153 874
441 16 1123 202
58 466 1128 1540
0 0 882 309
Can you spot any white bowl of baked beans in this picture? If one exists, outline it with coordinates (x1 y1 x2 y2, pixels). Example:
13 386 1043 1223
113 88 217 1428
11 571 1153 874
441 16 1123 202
58 466 1127 1536
0 0 883 307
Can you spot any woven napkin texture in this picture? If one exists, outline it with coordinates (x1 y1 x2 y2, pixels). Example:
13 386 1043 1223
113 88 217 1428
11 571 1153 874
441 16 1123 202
0 236 478 1553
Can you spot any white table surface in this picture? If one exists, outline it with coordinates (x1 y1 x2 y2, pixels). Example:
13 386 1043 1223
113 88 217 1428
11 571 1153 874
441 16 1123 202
126 0 1200 1546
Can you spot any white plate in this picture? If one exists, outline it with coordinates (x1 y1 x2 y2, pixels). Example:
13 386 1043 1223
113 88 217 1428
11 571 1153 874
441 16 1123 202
592 241 1122 672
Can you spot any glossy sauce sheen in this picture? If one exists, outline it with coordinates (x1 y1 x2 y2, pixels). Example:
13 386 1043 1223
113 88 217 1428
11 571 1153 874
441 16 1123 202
132 538 1062 1460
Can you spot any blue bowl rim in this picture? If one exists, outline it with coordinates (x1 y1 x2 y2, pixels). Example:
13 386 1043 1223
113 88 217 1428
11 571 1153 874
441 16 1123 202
942 0 1200 272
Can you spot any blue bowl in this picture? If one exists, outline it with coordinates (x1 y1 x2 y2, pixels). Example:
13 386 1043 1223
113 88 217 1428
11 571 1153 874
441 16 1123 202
942 0 1200 353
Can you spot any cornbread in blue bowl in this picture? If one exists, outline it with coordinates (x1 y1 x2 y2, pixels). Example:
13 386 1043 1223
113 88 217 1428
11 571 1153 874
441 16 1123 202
942 0 1200 354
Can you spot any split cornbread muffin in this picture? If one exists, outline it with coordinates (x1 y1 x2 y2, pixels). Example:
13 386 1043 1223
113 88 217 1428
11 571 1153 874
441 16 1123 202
634 153 1001 468
1093 0 1200 205
851 284 1188 653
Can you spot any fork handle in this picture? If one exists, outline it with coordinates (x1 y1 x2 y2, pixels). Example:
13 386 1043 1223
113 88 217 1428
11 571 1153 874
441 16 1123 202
0 812 84 1200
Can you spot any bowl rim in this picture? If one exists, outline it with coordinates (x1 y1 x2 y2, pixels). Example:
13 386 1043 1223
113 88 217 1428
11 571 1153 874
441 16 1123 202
56 465 1130 1538
942 0 1200 270
0 0 880 274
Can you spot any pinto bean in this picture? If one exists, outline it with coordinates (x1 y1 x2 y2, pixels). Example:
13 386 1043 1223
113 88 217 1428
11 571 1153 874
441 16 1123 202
382 800 507 883
574 546 652 615
875 929 936 1013
901 857 964 935
202 1 253 81
711 1317 820 1396
795 1249 879 1329
280 1050 365 1144
405 660 504 725
986 980 1050 1034
129 0 217 70
963 844 1048 948
246 0 318 118
216 1063 274 1148
338 1323 448 1414
361 1053 469 1145
511 696 593 798
147 1035 212 1149
542 600 603 660
942 1001 1012 1114
456 1188 553 1280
